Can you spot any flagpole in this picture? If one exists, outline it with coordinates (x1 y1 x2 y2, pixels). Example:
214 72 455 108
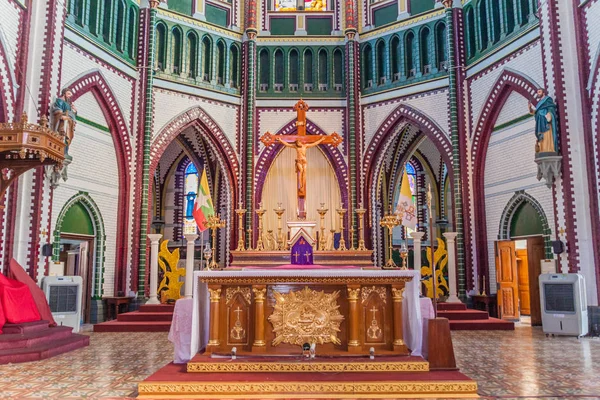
200 230 204 270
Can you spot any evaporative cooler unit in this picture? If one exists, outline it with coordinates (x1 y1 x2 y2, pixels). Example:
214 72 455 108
539 273 588 337
42 276 83 333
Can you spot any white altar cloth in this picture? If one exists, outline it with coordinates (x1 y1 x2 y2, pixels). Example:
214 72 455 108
190 269 423 358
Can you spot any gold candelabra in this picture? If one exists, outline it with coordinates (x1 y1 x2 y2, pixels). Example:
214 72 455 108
234 203 246 251
205 214 226 269
355 205 367 251
246 228 254 251
274 203 286 250
255 203 267 251
349 227 356 251
380 207 402 269
317 203 328 251
336 206 347 251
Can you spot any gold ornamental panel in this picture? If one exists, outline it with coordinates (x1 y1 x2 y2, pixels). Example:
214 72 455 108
226 286 251 305
268 287 344 346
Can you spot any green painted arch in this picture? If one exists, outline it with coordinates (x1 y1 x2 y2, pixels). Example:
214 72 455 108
53 192 107 299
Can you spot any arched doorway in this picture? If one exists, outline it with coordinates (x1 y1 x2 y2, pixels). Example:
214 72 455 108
53 192 106 324
495 192 552 326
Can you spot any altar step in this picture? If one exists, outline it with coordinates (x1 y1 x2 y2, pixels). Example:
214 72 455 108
93 304 174 332
438 303 514 331
0 320 89 364
138 357 479 399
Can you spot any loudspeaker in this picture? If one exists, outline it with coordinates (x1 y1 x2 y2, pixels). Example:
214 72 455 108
551 240 565 255
42 243 53 257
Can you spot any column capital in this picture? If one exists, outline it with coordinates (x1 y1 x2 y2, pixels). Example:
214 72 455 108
410 232 425 241
184 234 199 242
441 0 453 9
148 233 162 243
442 232 458 242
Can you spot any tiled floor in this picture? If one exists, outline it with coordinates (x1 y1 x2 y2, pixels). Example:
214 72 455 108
0 324 599 399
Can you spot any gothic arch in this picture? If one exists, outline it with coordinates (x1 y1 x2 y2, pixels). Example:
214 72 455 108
498 191 553 258
52 192 106 298
254 118 349 210
471 68 542 293
64 69 132 295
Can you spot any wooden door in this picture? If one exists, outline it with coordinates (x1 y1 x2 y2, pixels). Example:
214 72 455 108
527 236 545 326
495 241 520 320
516 249 531 315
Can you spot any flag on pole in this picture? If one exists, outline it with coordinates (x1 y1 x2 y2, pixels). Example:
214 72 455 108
192 168 215 232
395 169 417 230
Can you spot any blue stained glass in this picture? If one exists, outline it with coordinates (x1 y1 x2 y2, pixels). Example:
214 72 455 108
405 162 415 175
186 163 198 174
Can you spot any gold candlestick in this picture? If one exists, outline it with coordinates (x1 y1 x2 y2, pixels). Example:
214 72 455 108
235 203 246 251
380 207 402 269
274 203 286 250
355 205 367 251
349 227 356 251
246 228 254 251
317 203 328 251
329 229 336 251
336 206 347 251
205 214 226 269
255 203 267 251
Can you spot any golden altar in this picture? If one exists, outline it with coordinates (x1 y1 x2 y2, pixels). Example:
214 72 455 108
193 269 422 356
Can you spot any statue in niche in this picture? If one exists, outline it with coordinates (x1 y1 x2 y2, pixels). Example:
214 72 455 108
51 87 77 154
528 88 559 155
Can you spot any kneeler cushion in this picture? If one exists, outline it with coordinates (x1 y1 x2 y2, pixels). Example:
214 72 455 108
0 273 41 324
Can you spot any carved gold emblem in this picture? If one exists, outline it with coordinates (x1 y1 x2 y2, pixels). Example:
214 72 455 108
268 287 344 346
230 306 246 340
367 307 382 340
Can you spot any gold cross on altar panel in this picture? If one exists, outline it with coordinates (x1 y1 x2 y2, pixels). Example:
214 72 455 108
293 251 300 262
304 251 311 261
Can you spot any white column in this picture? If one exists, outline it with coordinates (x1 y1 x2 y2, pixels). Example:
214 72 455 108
443 232 460 303
184 234 198 299
410 232 425 270
147 234 163 305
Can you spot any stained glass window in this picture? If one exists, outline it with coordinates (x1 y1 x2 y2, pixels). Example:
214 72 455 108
405 162 417 236
274 0 327 11
184 163 199 234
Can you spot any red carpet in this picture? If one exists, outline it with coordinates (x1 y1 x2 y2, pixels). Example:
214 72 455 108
93 304 174 332
438 302 514 330
0 320 89 364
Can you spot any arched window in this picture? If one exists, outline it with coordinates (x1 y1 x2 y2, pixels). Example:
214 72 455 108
333 49 343 87
202 36 212 81
230 45 239 87
127 8 137 58
479 0 489 51
289 49 299 87
184 163 199 234
102 0 113 43
520 0 530 26
465 7 476 58
187 32 199 79
216 40 226 85
376 40 386 84
405 31 415 77
318 49 328 87
275 49 284 86
172 27 183 74
74 0 85 26
390 36 400 81
155 24 167 71
304 49 313 84
435 23 447 70
404 162 417 236
491 0 501 43
89 0 99 35
504 0 515 35
363 44 373 87
420 27 431 73
115 0 126 51
259 49 269 89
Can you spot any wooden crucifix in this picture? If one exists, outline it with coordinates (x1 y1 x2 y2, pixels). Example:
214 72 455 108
260 100 343 219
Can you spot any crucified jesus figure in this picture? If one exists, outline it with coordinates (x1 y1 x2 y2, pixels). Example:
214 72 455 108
277 136 326 198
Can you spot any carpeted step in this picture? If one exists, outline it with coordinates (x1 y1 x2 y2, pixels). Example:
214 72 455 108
117 311 173 322
0 326 74 350
138 304 175 313
0 334 89 364
93 320 172 332
449 317 514 331
438 310 489 321
2 320 51 335
437 303 467 311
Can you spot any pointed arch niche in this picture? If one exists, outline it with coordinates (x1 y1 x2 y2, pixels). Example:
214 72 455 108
261 146 341 236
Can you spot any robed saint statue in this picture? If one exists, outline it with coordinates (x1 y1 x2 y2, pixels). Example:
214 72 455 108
528 89 559 155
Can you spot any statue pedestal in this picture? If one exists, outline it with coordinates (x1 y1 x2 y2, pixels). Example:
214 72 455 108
287 220 317 242
535 153 562 188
